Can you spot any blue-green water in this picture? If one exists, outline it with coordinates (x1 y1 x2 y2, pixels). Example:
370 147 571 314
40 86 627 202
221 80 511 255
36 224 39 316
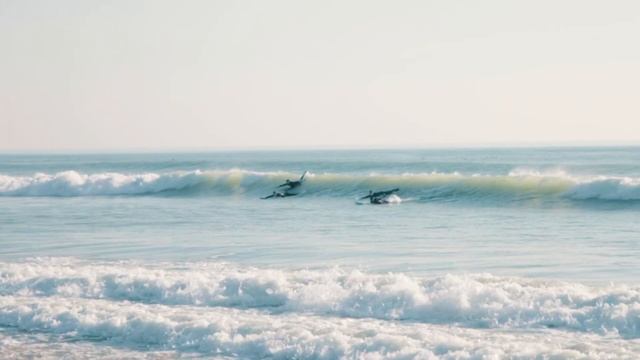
1 147 639 358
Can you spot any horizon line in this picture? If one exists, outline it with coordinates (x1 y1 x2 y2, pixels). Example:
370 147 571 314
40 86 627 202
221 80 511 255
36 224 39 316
1 140 640 155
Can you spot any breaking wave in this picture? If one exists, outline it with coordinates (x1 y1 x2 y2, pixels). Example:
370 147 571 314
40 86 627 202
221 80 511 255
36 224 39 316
1 169 639 201
6 296 640 359
2 259 640 358
2 258 640 338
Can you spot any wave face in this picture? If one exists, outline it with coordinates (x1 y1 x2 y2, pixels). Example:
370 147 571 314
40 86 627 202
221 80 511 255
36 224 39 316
1 169 640 202
1 259 640 359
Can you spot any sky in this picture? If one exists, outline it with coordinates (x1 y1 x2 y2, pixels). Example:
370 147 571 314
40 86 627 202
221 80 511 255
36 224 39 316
1 0 640 151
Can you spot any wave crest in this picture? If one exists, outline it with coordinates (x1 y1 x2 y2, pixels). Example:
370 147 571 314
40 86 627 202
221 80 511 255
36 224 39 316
1 169 639 201
0 169 277 196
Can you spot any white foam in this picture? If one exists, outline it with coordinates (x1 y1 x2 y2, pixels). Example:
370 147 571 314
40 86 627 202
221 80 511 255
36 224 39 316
3 259 640 338
510 168 640 201
0 170 197 196
1 295 639 359
383 194 403 203
0 169 282 196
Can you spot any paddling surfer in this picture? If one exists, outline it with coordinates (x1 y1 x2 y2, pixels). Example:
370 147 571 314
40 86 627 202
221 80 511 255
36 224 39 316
360 188 400 204
277 171 308 190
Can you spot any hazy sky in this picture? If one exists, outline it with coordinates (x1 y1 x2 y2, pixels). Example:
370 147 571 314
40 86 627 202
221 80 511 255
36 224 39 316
2 0 640 151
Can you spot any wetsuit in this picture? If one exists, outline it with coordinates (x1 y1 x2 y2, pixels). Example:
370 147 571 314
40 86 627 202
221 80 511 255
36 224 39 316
360 188 399 200
277 171 308 190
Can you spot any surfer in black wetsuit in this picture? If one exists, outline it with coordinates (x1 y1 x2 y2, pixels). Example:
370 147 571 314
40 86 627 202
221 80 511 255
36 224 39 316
261 191 297 199
278 171 308 190
360 188 400 204
370 197 386 204
360 188 399 200
261 171 307 199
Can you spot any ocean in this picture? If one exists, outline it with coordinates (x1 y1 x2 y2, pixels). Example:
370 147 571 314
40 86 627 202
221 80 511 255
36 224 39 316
1 147 639 358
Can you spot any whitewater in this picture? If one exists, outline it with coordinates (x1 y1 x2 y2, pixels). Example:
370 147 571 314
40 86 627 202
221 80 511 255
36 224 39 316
1 148 640 358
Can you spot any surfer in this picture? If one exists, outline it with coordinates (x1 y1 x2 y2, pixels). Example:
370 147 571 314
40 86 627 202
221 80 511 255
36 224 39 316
261 191 297 199
360 188 399 200
360 188 400 204
278 171 308 190
370 196 388 204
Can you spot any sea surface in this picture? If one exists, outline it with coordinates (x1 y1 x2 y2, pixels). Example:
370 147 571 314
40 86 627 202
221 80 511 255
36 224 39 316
1 147 640 359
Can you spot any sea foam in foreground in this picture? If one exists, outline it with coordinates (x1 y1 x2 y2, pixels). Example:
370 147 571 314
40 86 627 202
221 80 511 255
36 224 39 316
2 258 640 359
